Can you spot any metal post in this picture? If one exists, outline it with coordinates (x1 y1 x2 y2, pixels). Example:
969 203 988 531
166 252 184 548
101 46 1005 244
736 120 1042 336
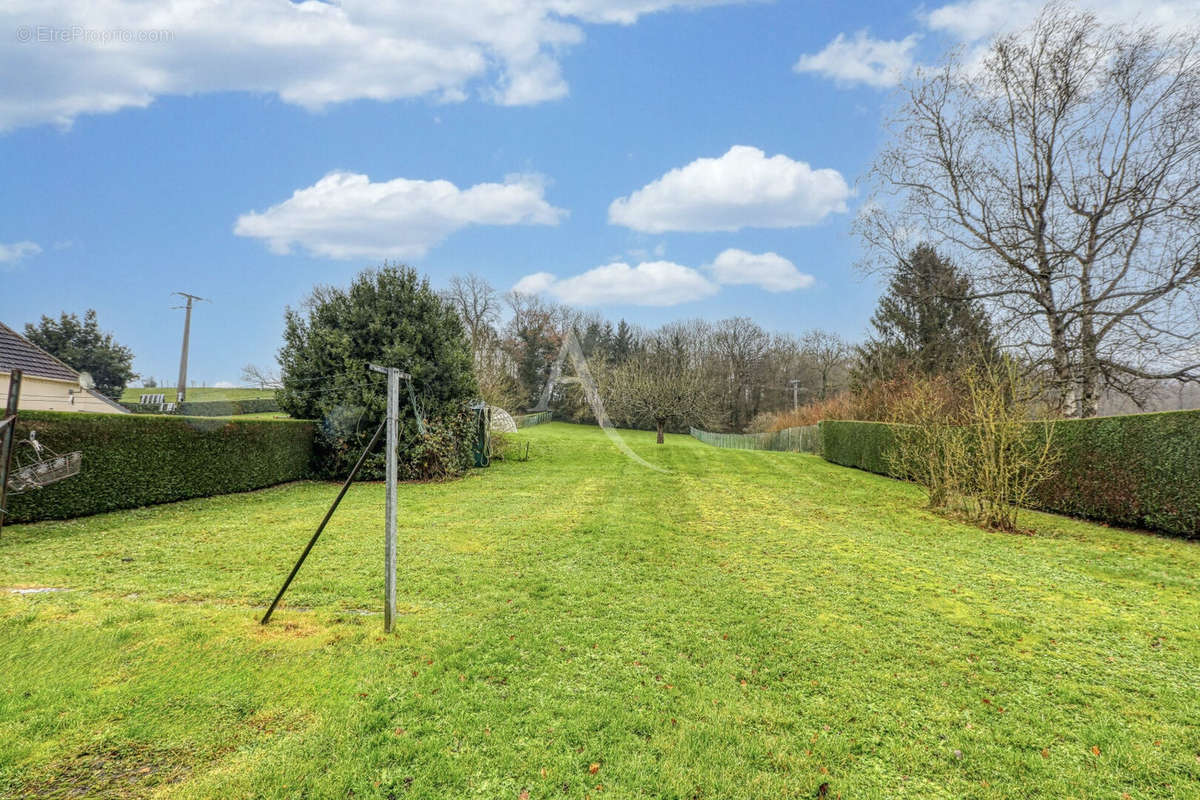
384 367 398 633
789 379 802 412
0 369 22 537
369 364 408 633
173 292 207 404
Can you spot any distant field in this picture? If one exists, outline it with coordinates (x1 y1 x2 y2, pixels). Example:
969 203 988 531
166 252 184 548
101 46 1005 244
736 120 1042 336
120 386 277 403
217 411 293 420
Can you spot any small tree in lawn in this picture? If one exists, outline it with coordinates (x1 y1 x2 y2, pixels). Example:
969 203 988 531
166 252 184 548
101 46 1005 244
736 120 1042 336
608 351 716 444
24 309 137 400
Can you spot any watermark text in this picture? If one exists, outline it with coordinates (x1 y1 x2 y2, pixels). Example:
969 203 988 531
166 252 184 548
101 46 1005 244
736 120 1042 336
16 25 173 44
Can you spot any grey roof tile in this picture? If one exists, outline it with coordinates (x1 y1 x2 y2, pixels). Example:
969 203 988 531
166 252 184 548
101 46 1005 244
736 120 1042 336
0 321 81 382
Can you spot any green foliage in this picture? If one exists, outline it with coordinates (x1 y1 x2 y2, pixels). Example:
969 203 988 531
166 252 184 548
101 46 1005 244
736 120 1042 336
23 309 137 400
819 419 899 476
277 265 477 480
853 243 997 389
122 398 281 416
408 410 475 481
512 319 558 410
4 410 313 523
1028 409 1200 537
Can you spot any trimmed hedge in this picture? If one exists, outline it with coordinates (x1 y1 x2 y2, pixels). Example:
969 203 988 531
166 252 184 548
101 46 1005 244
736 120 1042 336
4 410 314 523
819 412 1200 538
122 397 281 416
1026 410 1200 537
819 420 899 477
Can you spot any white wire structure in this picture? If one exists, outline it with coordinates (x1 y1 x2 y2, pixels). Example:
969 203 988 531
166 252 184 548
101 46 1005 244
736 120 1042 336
6 432 82 494
488 406 518 433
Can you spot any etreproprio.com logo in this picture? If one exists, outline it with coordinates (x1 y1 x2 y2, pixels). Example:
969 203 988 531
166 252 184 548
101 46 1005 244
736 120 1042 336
16 25 173 44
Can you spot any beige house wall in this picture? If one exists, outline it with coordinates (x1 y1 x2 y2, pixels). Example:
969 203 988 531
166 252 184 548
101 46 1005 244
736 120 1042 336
0 372 128 414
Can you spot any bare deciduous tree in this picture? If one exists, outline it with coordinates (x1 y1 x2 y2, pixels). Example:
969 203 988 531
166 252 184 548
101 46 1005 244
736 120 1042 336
800 329 852 399
607 350 717 444
861 4 1200 416
443 273 500 359
709 316 771 429
240 363 281 389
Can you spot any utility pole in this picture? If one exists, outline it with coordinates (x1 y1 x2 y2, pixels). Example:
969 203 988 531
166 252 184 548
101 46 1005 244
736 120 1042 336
788 379 803 412
172 292 207 403
369 363 409 633
0 369 22 537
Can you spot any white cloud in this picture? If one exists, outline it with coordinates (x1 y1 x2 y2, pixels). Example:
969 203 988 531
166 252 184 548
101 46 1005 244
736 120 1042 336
513 271 558 294
213 381 236 389
234 171 565 260
924 0 1199 42
0 240 41 266
0 1 747 131
608 146 851 233
515 261 718 306
802 1 1199 90
793 30 919 88
709 249 814 292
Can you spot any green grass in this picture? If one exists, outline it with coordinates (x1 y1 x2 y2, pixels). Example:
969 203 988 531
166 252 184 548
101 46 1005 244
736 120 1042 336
119 387 276 403
1 423 1197 799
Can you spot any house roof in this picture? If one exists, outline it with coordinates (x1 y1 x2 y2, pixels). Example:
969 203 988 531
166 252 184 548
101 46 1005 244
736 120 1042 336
0 321 82 383
85 387 131 413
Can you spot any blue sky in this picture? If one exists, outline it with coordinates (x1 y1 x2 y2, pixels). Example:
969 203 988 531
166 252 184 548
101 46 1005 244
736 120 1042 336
0 0 1188 386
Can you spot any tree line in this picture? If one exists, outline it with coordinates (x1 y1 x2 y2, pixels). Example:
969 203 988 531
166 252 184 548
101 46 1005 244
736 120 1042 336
442 272 856 434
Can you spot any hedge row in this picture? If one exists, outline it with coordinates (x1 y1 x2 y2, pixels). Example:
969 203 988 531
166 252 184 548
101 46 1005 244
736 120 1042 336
1025 410 1200 537
4 410 314 523
690 425 821 454
122 397 281 416
818 420 899 477
817 411 1200 538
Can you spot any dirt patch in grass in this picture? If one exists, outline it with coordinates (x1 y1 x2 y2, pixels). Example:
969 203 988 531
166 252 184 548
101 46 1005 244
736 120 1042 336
252 617 323 639
15 744 190 799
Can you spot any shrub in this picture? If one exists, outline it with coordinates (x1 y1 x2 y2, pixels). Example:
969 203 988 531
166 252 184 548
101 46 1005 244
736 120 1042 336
953 362 1058 531
406 410 475 481
884 375 965 509
4 411 314 523
277 265 477 480
747 394 859 432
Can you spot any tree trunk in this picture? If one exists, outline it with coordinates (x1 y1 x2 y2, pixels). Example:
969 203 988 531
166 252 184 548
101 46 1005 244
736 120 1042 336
656 419 665 444
1075 324 1101 418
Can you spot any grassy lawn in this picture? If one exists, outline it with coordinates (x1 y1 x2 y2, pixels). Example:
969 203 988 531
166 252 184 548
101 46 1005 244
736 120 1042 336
119 387 276 404
1 423 1197 799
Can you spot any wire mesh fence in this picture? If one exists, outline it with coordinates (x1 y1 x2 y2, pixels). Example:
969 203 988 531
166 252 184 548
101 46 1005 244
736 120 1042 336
690 424 821 454
515 411 553 428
